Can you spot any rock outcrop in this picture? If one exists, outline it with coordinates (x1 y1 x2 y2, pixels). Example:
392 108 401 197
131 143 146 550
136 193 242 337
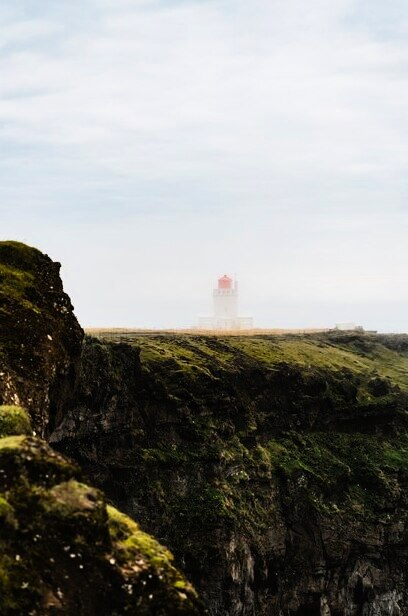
0 405 203 615
52 334 408 615
0 242 204 616
0 241 83 437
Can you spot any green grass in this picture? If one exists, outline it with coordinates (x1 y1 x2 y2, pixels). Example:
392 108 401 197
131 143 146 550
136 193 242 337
0 264 39 315
130 333 408 398
0 241 43 272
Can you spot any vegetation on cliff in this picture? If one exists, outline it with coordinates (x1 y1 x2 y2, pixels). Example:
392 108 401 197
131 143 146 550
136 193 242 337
0 405 32 437
56 332 408 614
0 241 84 436
0 243 204 615
0 405 203 615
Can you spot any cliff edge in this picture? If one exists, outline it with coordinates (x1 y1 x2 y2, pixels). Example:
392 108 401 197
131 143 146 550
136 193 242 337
0 241 83 436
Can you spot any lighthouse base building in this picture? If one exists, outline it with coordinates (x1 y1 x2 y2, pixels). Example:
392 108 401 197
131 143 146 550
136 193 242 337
198 275 253 330
198 315 254 330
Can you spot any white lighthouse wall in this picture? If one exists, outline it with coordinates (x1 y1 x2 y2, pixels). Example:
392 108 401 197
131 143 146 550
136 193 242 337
213 289 238 318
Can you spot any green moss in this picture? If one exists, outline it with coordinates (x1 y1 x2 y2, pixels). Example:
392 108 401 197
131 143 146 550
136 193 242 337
107 505 200 603
228 335 408 390
0 551 28 615
0 241 44 272
170 484 234 532
263 431 408 518
139 336 234 380
0 263 34 294
43 480 102 517
140 446 190 465
0 261 40 315
0 496 17 528
0 406 31 437
0 435 26 451
125 332 408 394
0 433 203 615
108 505 174 567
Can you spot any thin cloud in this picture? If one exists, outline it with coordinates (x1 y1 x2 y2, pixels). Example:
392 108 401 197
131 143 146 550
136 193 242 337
1 0 408 330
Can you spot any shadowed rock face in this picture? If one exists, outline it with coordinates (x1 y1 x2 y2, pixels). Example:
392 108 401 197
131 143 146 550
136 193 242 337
52 334 408 615
0 241 83 437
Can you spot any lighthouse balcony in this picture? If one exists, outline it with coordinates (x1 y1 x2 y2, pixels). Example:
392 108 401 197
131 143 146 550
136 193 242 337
213 289 237 296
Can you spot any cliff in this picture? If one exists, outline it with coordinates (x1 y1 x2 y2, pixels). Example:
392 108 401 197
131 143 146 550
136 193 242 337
0 241 204 616
0 241 83 437
52 333 408 615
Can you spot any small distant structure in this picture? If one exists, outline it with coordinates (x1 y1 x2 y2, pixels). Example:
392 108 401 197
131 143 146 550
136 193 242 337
198 275 253 330
334 322 364 332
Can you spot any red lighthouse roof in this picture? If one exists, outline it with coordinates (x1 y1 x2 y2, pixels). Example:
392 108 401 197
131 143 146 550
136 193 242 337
218 275 233 290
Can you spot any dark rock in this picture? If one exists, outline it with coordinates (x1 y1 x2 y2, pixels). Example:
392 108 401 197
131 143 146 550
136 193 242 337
0 241 83 436
0 243 205 615
367 377 392 397
0 432 203 615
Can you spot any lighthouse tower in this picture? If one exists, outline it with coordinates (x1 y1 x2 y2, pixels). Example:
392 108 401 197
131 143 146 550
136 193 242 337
198 275 253 330
213 275 238 323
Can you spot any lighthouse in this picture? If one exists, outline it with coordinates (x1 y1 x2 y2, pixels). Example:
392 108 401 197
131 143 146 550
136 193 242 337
198 275 253 330
213 275 238 321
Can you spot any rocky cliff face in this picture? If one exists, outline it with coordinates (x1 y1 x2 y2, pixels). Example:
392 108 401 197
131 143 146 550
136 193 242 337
0 242 204 615
0 241 83 437
0 405 203 615
51 334 408 615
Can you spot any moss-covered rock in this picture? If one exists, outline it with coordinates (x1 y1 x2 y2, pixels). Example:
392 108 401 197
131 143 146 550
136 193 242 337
0 242 205 614
0 405 31 437
0 241 84 436
0 434 204 615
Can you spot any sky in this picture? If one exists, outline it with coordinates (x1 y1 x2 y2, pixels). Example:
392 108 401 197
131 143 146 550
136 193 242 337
1 0 408 331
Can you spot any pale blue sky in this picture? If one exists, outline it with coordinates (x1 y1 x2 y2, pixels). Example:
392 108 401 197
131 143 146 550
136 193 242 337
2 0 408 330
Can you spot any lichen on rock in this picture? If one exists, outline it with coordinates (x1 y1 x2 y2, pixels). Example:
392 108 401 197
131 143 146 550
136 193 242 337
0 433 204 615
0 241 84 437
